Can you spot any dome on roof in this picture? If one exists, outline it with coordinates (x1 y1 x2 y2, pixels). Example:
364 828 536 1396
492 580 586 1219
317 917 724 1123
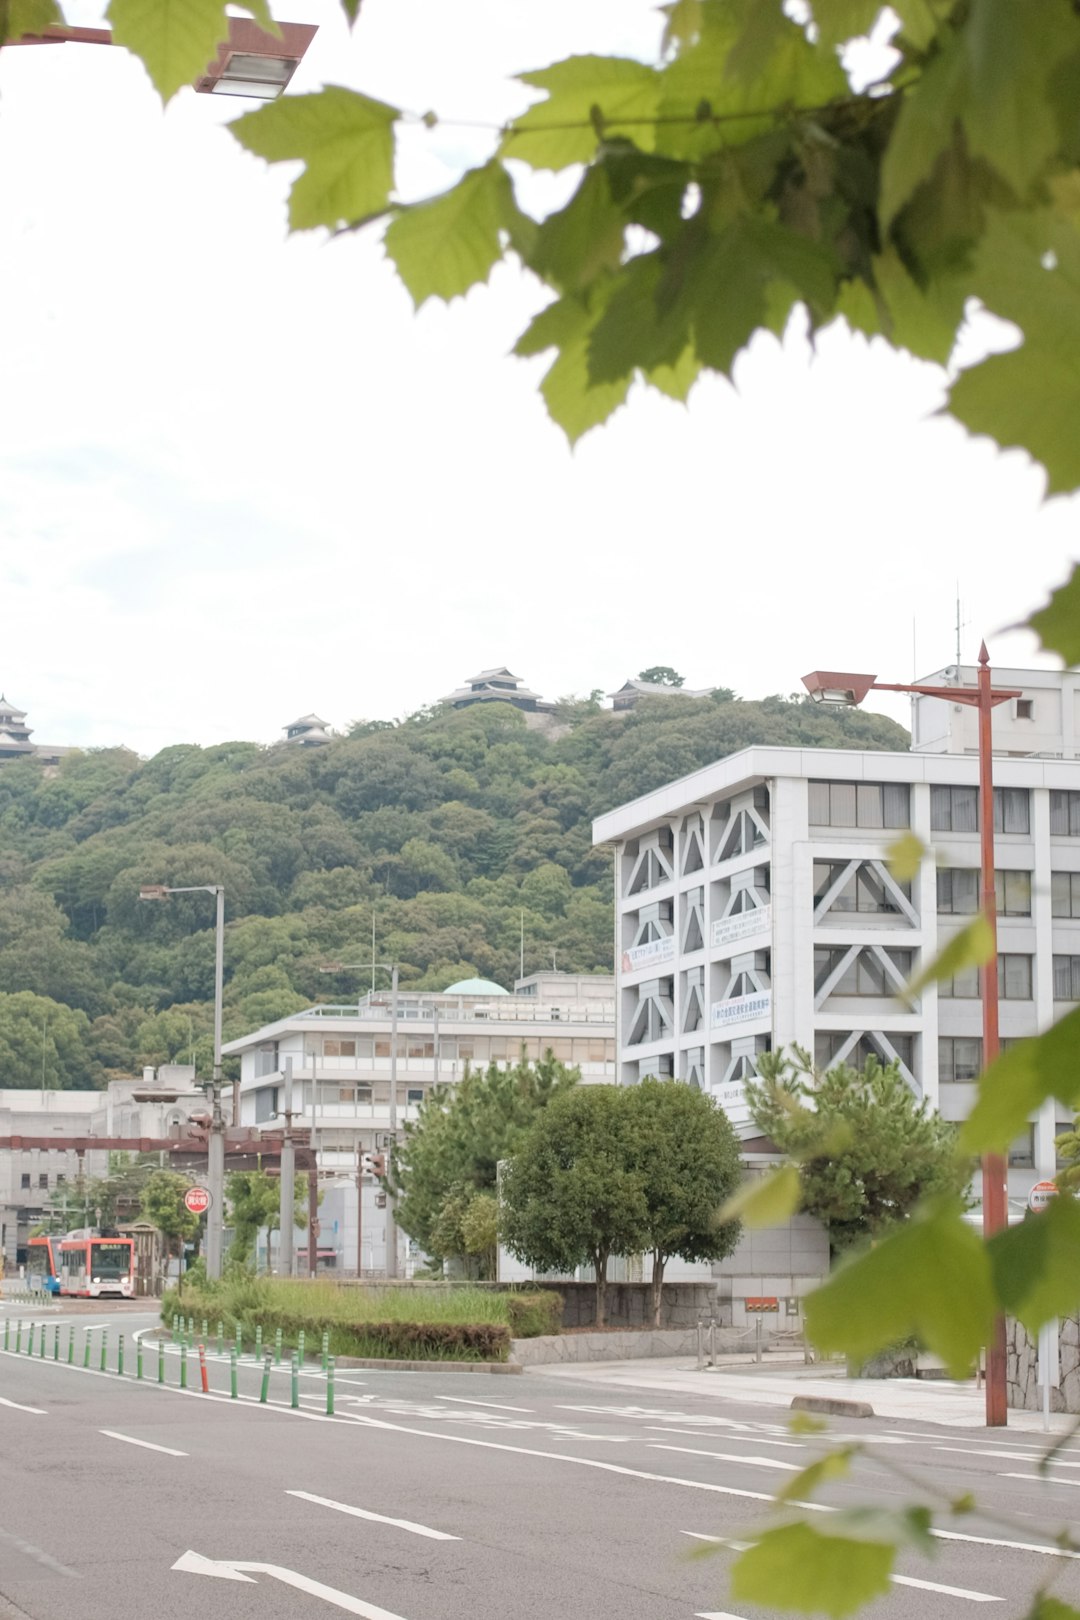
443 976 509 996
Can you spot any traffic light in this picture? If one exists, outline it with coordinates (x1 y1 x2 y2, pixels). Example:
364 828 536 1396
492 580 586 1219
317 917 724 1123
360 1152 387 1177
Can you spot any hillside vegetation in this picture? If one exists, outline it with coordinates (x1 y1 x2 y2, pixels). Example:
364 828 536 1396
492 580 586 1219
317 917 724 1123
0 690 906 1087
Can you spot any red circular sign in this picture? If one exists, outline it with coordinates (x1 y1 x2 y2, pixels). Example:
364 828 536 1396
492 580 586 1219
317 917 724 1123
184 1186 211 1215
1028 1180 1058 1213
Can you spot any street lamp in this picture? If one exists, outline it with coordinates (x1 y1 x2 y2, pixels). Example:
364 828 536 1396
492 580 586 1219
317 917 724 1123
321 958 401 1279
139 882 227 1281
8 17 318 99
803 644 1021 1427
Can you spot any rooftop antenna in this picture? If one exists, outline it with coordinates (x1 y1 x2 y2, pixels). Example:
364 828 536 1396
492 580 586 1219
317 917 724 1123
955 583 970 670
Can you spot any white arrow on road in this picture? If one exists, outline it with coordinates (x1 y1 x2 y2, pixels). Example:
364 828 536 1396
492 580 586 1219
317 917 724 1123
172 1550 411 1617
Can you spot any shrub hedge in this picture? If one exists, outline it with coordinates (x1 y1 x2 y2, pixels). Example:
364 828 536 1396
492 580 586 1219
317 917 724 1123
505 1291 563 1338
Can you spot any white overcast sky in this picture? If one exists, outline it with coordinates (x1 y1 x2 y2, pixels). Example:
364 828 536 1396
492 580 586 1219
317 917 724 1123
0 0 1076 757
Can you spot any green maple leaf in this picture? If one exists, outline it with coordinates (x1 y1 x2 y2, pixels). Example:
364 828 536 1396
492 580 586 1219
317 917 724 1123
514 290 631 444
903 911 993 1000
106 0 276 105
961 0 1080 199
338 0 361 23
530 168 627 295
586 253 689 385
989 1195 1080 1337
503 57 662 173
717 1164 801 1228
960 1008 1080 1154
0 0 63 44
838 248 965 365
732 1522 894 1618
230 86 399 232
805 1204 994 1377
949 208 1080 494
1028 566 1080 664
385 163 523 308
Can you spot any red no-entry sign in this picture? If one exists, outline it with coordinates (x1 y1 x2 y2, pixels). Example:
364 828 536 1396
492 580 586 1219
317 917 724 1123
184 1186 211 1215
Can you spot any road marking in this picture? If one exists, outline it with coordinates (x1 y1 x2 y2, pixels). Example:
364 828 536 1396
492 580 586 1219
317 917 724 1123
1000 1471 1080 1488
938 1446 1080 1466
287 1491 459 1540
174 1549 410 1616
100 1430 188 1456
647 1427 805 1448
0 1525 77 1577
891 1576 1001 1602
0 1394 46 1414
932 1529 1080 1560
650 1444 801 1472
696 1611 749 1618
438 1395 533 1413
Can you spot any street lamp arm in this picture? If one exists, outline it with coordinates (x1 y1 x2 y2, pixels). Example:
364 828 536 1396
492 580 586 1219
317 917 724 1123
870 680 1022 706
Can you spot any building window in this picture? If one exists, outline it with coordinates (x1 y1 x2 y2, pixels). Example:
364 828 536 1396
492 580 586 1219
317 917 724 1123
930 786 1030 834
1009 1128 1035 1168
1052 871 1080 917
254 1086 280 1124
324 1039 357 1058
1051 791 1080 836
938 955 1032 999
937 869 1031 916
20 1173 30 1189
1057 1120 1078 1169
254 1043 280 1078
1053 955 1080 1000
38 1173 48 1190
808 781 910 829
814 1032 914 1072
406 1088 424 1104
939 1036 983 1082
1016 698 1034 720
814 947 912 996
814 861 910 914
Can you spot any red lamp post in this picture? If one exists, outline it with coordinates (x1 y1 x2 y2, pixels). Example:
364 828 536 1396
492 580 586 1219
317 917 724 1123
803 644 1022 1428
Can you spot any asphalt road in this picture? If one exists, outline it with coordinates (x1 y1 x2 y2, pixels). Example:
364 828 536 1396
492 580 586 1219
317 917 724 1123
3 1306 1080 1620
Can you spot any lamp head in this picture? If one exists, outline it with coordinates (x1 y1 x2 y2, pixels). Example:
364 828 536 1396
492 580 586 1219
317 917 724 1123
138 884 170 901
801 670 877 706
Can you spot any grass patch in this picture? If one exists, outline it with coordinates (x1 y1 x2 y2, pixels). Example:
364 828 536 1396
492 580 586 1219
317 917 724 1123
161 1279 562 1363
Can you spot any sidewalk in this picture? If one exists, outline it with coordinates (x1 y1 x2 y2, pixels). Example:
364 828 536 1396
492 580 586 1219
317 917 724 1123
528 1354 1078 1432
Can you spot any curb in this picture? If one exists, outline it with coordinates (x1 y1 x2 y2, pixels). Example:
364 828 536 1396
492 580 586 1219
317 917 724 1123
336 1356 522 1373
791 1394 875 1418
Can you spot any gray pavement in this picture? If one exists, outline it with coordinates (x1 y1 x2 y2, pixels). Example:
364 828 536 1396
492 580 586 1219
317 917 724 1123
3 1307 1080 1620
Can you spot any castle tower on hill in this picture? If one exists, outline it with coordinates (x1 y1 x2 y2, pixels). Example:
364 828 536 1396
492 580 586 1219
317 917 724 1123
0 696 66 764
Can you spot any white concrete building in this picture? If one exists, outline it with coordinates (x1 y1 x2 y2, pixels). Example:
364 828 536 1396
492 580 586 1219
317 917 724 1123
223 972 615 1274
594 665 1080 1211
0 1067 202 1267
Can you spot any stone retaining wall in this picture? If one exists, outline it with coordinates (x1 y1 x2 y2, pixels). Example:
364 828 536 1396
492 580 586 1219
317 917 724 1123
1007 1314 1080 1412
527 1281 723 1330
511 1326 800 1365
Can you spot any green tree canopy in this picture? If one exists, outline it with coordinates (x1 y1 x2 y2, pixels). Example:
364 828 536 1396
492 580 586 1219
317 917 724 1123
624 1077 743 1325
501 1084 649 1325
391 1051 578 1266
636 667 685 688
746 1048 966 1252
225 1168 309 1269
140 1170 201 1280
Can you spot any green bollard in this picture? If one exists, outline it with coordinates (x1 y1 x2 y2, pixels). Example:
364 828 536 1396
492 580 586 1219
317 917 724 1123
53 1323 59 1361
274 1326 282 1365
83 1328 91 1369
321 1330 329 1373
291 1352 299 1410
326 1356 335 1417
180 1341 188 1390
67 1323 74 1365
236 1323 243 1359
297 1329 305 1364
15 1320 23 1354
99 1329 108 1373
172 1312 179 1342
158 1339 165 1384
201 1318 208 1343
3 1317 9 1352
117 1334 124 1378
137 1339 143 1381
259 1352 272 1404
255 1324 263 1360
230 1347 238 1399
39 1321 46 1358
217 1321 224 1358
27 1322 35 1356
187 1315 194 1343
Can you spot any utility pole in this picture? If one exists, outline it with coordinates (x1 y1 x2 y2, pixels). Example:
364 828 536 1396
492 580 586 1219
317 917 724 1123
385 962 400 1279
279 1057 295 1277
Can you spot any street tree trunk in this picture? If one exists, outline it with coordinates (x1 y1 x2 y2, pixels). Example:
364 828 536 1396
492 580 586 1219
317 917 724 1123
650 1251 666 1328
594 1247 608 1327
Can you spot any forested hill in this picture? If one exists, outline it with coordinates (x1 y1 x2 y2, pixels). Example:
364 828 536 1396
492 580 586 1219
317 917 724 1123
0 690 907 1088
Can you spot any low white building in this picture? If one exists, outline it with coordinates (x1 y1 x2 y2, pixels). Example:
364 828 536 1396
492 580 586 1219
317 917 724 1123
594 664 1080 1214
223 972 615 1274
0 1067 201 1267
